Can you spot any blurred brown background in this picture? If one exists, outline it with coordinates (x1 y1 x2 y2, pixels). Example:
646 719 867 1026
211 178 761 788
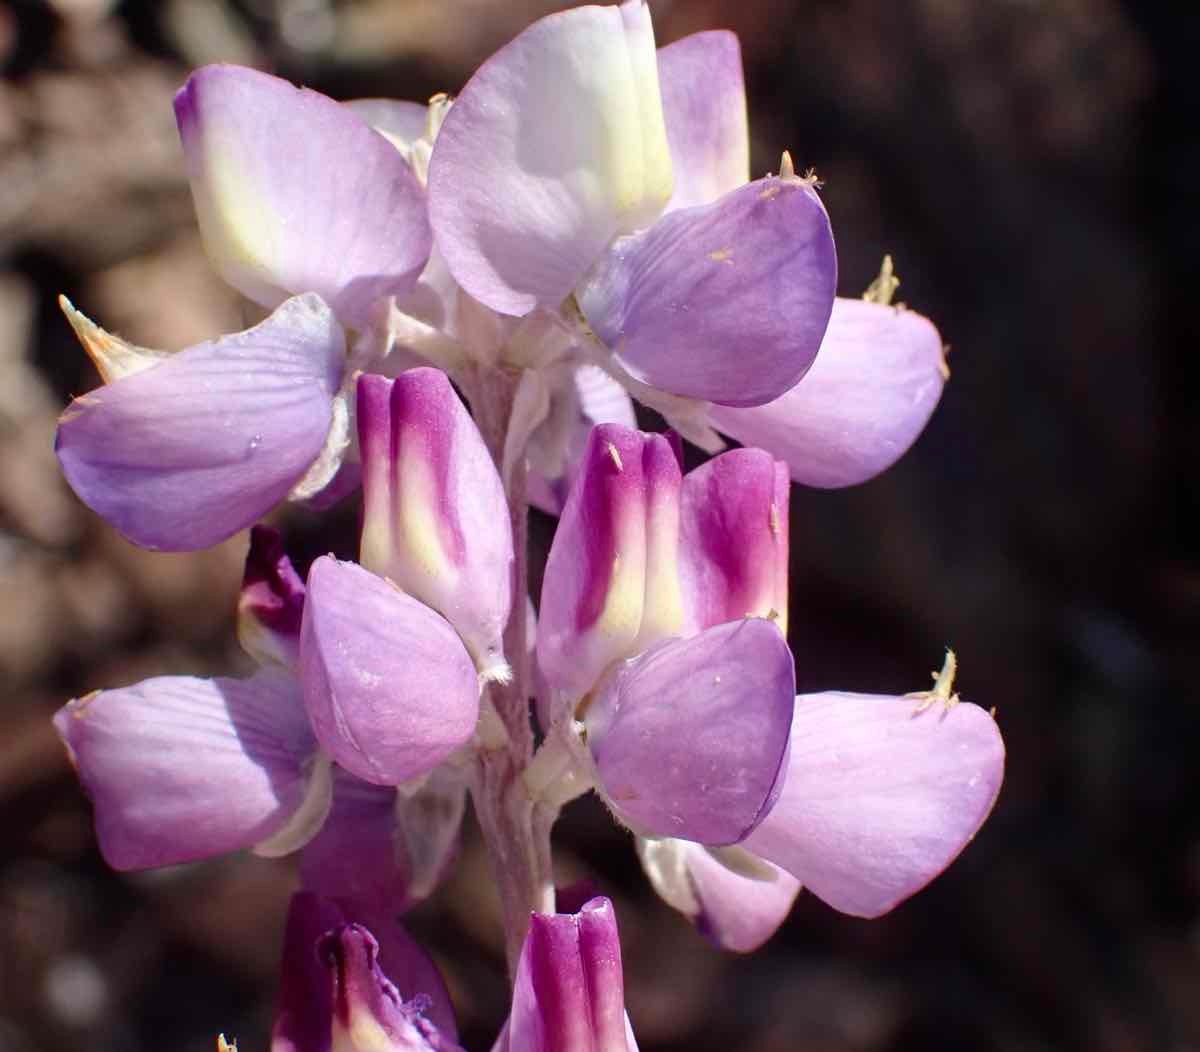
0 0 1195 1049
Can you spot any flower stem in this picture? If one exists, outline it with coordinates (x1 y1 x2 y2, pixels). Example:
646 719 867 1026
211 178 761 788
462 364 556 974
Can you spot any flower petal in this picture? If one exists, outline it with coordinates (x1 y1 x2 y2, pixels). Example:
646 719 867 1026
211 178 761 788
685 845 802 953
56 294 342 551
238 525 307 669
657 31 749 211
528 365 638 516
299 557 479 786
357 369 513 675
637 837 800 953
743 692 1005 917
586 618 795 844
708 298 948 487
53 670 315 870
176 65 430 326
427 1 672 315
274 892 345 1052
299 769 408 914
274 894 460 1052
536 425 681 702
679 448 789 636
500 897 636 1052
345 98 429 149
577 173 837 407
323 923 462 1052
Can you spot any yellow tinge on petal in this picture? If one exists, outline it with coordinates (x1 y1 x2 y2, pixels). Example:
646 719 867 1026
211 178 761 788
636 485 683 649
190 147 284 309
394 433 455 586
611 0 674 229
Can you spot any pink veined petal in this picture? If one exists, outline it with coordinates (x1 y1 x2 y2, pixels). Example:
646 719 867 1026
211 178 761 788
657 31 750 211
708 297 948 487
427 1 673 316
678 448 789 636
576 173 837 407
299 557 480 786
536 425 681 703
743 692 1006 918
357 369 513 675
586 618 795 845
53 670 316 870
55 293 342 551
176 65 430 327
238 524 307 669
500 897 636 1052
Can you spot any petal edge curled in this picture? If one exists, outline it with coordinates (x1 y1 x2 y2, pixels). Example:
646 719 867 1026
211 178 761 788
502 897 635 1052
536 425 682 702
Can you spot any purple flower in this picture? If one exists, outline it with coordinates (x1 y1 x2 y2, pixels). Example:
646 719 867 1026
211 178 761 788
426 1 837 408
300 371 518 780
526 33 950 505
273 893 461 1052
53 528 329 869
494 897 638 1052
53 528 471 892
56 66 431 551
534 424 796 846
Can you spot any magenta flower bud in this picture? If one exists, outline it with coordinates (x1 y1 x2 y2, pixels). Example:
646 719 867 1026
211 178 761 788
237 525 307 669
497 897 638 1052
537 424 682 702
678 448 790 636
358 369 513 678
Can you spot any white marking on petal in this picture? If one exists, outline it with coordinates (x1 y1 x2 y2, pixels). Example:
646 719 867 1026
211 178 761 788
251 752 333 858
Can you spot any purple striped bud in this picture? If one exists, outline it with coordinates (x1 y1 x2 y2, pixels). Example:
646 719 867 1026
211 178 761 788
678 448 789 636
358 369 513 679
496 897 638 1052
537 425 682 703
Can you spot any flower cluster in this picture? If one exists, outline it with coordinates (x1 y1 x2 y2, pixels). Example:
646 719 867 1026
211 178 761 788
51 3 1005 1048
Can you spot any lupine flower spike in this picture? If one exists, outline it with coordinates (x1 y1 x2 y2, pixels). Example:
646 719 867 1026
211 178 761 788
49 3 1008 1047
